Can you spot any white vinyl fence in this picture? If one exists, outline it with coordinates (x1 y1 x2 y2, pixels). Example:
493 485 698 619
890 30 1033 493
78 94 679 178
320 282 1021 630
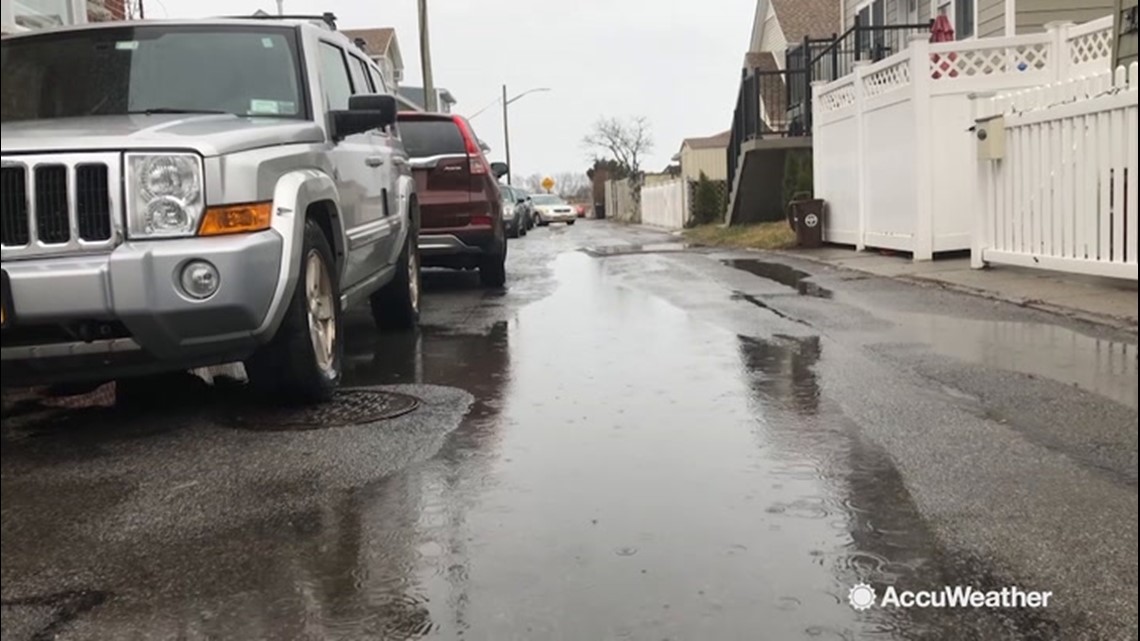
604 178 638 223
972 64 1138 280
640 179 689 229
813 17 1114 260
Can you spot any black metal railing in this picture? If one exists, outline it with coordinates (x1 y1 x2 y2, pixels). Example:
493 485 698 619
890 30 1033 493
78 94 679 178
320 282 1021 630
726 18 933 208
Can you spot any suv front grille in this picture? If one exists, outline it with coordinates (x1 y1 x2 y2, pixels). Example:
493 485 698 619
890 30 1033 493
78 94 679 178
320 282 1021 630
1 154 121 258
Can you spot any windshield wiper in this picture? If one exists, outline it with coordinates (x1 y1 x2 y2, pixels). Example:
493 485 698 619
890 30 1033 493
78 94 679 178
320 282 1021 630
127 107 231 115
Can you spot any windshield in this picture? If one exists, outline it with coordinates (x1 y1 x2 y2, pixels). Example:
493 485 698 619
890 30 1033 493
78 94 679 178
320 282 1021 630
532 194 564 205
0 25 305 122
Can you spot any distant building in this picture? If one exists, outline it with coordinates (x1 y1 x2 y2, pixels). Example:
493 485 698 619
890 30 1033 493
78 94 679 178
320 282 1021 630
673 131 731 183
396 86 458 113
341 27 405 90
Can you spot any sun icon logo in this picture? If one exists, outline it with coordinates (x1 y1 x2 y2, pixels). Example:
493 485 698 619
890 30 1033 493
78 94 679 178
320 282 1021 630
848 583 876 611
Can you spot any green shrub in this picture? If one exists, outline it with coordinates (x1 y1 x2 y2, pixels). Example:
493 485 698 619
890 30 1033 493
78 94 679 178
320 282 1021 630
690 171 726 226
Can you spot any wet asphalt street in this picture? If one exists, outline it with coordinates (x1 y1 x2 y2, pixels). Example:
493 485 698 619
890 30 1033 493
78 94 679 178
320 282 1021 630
2 220 1137 641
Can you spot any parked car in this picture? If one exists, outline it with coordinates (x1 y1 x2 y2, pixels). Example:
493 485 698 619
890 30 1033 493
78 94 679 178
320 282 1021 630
498 185 531 239
396 112 509 286
574 204 587 218
0 17 421 403
531 194 578 226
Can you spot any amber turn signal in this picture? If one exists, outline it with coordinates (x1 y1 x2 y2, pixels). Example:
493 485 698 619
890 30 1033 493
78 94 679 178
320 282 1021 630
198 202 272 236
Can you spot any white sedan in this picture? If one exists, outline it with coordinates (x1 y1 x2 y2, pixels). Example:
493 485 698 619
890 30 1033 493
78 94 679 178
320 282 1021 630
531 194 578 226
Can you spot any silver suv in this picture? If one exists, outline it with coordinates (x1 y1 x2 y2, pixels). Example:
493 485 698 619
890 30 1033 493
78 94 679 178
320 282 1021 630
0 16 422 402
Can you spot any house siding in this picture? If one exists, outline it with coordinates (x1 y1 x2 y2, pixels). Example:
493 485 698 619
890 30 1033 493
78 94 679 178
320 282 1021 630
978 0 1006 36
762 3 788 66
1015 0 1113 33
681 147 729 182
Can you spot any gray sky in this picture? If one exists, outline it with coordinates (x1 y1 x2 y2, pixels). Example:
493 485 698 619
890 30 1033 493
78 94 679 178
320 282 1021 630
161 0 755 177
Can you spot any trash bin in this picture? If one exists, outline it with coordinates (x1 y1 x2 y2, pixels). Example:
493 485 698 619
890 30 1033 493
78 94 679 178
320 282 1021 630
788 198 825 248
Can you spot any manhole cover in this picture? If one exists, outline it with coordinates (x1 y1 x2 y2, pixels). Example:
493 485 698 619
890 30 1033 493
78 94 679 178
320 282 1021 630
220 389 420 431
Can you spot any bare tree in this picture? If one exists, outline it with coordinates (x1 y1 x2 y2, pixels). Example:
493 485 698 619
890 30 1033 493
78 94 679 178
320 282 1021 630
552 172 589 200
582 116 653 177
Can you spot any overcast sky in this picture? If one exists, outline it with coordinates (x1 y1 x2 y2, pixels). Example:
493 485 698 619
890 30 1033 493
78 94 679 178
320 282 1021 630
160 0 756 177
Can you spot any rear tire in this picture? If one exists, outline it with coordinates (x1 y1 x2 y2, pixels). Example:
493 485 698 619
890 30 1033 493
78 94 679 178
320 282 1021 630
567 219 576 225
479 230 507 288
245 219 342 404
371 209 421 330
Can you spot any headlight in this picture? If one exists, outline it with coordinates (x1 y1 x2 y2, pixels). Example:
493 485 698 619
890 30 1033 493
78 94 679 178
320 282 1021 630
126 153 205 238
502 204 516 219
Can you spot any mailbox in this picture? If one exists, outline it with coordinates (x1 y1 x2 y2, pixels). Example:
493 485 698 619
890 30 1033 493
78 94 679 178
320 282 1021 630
975 115 1006 161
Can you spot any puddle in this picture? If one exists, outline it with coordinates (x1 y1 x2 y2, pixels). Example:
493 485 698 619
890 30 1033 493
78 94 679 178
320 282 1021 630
725 259 833 298
894 312 1138 409
581 242 691 257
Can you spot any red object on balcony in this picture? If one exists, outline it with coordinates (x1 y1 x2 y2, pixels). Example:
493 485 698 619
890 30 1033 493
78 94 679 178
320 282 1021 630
929 14 958 79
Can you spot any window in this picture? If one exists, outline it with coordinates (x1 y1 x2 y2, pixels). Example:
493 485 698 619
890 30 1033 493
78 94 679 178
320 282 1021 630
367 66 387 94
935 0 975 40
955 0 975 38
11 0 72 29
396 117 466 157
317 42 352 110
1 25 305 122
348 55 372 93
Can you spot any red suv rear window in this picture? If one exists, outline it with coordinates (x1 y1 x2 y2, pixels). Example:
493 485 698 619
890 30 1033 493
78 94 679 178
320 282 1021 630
397 118 465 158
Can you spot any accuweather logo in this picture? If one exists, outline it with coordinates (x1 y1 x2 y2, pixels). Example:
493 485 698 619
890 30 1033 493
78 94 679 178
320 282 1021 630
848 583 1053 610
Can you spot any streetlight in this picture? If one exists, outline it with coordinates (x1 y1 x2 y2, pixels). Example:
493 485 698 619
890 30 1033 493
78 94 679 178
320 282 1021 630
500 85 550 185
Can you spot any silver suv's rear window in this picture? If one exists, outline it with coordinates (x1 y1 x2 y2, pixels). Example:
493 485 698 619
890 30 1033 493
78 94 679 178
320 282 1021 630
1 25 306 122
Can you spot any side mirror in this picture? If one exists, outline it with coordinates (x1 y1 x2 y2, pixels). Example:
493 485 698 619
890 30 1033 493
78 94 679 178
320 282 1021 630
330 94 397 141
490 161 509 179
516 197 527 204
349 93 397 128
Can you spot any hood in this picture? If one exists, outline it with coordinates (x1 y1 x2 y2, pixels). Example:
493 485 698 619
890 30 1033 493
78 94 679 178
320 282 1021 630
1 114 326 156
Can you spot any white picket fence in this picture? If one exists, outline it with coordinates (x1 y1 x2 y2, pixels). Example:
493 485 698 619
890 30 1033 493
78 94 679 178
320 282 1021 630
972 64 1139 280
813 17 1114 260
640 180 689 229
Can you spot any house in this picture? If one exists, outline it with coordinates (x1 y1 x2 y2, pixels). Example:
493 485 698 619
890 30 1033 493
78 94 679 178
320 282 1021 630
396 86 458 113
843 0 1114 40
727 0 837 225
2 0 121 32
672 131 730 183
341 27 405 90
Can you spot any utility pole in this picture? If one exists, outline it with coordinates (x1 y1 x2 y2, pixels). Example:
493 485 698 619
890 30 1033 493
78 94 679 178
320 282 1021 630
417 0 437 112
275 0 282 15
502 85 512 185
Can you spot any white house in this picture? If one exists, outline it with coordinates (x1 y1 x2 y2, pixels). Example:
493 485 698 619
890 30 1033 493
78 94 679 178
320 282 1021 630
341 27 405 91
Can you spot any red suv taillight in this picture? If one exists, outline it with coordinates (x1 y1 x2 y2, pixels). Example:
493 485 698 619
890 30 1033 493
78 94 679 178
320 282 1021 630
452 115 488 175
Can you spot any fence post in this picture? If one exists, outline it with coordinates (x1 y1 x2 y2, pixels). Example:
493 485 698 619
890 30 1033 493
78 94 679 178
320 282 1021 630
909 34 935 260
854 14 863 62
971 92 996 269
853 61 870 251
1046 21 1074 82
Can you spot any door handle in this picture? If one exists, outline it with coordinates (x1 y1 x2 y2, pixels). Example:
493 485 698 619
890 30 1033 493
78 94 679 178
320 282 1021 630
365 156 385 167
392 157 408 167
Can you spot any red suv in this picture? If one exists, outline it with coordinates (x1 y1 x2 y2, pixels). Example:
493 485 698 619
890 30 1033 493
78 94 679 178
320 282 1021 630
396 112 509 287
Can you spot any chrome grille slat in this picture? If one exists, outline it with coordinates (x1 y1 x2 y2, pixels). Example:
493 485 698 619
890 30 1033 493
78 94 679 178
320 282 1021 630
0 153 121 259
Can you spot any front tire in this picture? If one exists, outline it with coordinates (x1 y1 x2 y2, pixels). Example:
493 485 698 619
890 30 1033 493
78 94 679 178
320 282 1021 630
246 219 342 404
371 211 421 330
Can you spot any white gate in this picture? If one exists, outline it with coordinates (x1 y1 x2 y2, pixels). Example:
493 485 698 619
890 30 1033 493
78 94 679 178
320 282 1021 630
972 64 1138 280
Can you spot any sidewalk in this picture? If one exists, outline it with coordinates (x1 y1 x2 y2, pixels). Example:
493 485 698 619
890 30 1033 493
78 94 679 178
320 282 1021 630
773 247 1138 330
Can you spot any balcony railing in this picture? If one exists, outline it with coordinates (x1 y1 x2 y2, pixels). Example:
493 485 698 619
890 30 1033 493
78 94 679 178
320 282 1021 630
727 18 933 200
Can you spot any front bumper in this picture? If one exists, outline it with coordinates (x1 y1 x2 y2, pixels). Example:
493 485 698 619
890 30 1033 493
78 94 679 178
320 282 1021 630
539 211 577 223
1 231 284 385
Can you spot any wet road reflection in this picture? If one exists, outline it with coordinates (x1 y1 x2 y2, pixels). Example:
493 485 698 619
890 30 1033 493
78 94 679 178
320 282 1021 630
3 227 1117 639
317 253 1043 639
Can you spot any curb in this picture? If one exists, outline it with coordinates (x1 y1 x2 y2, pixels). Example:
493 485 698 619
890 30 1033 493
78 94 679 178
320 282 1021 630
765 248 1138 334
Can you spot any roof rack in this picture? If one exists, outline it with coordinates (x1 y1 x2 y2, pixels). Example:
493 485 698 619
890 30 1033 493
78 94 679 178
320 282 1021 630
232 12 338 30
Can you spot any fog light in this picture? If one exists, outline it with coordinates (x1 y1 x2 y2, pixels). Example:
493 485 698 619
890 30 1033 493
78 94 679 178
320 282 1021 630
179 260 220 299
